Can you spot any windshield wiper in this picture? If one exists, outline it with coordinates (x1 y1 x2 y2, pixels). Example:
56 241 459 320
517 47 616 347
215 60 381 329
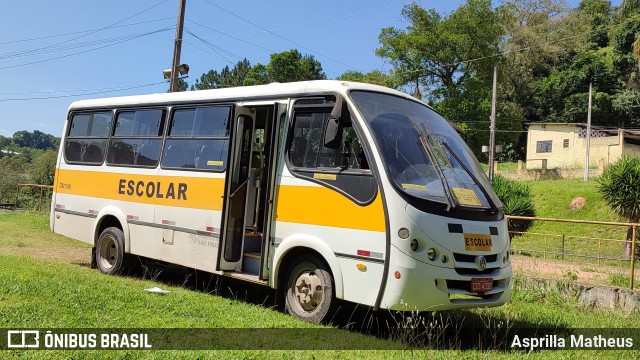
406 117 456 211
441 141 499 214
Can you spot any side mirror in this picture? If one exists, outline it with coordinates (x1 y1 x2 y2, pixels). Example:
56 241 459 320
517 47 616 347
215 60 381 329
324 95 345 149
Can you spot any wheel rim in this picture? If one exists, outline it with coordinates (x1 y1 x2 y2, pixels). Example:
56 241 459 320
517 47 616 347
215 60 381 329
98 235 117 270
292 269 323 313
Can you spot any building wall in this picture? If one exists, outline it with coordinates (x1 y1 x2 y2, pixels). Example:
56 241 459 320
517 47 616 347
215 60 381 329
624 143 640 158
526 124 623 169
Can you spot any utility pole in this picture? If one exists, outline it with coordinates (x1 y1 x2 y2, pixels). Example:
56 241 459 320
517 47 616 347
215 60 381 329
488 66 498 181
584 82 593 181
169 0 186 92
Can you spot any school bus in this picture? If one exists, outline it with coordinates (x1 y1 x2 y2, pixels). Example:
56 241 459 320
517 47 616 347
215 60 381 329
51 80 511 323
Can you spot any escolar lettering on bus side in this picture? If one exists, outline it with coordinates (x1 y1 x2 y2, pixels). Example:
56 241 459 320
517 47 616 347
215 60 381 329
118 179 187 200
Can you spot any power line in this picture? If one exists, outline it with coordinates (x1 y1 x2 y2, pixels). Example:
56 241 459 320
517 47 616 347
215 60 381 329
0 81 166 102
184 29 239 65
186 20 276 54
0 18 174 46
233 3 407 37
0 27 172 71
0 30 173 61
200 0 356 72
12 0 170 60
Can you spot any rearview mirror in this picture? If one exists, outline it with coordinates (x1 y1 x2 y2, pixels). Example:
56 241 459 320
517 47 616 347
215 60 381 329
324 95 345 149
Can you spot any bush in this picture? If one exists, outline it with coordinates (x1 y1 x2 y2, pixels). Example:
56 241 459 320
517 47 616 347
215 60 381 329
491 175 535 236
597 155 640 259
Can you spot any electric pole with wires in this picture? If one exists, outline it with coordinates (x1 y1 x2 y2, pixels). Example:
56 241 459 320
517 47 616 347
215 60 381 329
168 0 187 92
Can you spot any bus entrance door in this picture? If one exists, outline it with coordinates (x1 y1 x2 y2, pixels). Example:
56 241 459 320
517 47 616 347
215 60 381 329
219 114 254 271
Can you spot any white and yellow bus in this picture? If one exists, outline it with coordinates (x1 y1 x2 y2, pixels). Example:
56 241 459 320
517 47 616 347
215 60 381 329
51 80 511 323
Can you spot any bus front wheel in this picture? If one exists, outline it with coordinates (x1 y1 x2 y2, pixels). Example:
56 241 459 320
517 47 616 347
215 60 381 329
96 227 129 275
284 256 335 324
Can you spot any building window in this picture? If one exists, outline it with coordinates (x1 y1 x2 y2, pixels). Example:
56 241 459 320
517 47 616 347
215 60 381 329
563 139 569 148
536 140 552 153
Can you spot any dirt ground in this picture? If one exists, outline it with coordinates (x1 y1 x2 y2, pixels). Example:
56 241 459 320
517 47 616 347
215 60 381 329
511 254 639 287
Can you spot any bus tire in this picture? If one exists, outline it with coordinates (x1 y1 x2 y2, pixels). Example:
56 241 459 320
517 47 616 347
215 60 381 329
284 255 335 324
95 227 129 275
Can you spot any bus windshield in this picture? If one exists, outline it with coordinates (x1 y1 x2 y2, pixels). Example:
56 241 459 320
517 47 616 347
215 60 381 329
350 91 501 210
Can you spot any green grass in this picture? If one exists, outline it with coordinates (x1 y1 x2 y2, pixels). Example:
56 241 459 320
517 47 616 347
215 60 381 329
1 212 640 358
510 179 633 267
482 161 522 171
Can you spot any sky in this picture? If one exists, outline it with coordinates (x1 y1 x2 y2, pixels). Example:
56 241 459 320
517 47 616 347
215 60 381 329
0 0 623 138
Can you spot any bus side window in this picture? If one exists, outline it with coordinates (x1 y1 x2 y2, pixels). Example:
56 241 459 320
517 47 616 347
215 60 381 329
288 110 369 171
64 112 111 165
161 106 231 171
286 105 376 204
107 109 164 168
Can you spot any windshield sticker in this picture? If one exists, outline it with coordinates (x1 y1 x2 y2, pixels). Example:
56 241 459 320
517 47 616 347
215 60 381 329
207 160 224 166
452 188 482 206
314 173 337 181
402 183 427 191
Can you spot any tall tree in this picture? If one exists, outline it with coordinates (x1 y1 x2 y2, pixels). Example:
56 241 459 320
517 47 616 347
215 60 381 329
376 1 509 157
191 59 252 90
337 70 396 87
376 0 506 101
11 130 57 150
266 50 326 83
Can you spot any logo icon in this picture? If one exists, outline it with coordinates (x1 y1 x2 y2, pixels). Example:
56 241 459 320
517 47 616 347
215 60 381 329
474 255 487 271
7 330 40 348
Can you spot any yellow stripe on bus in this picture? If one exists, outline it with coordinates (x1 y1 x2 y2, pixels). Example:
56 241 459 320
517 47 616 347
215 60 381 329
55 169 225 210
275 185 385 232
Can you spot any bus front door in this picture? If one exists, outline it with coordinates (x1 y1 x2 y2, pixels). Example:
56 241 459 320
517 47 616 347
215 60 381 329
219 114 254 271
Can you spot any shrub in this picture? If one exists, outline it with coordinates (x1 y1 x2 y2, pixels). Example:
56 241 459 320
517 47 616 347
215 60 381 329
491 175 535 236
597 155 640 259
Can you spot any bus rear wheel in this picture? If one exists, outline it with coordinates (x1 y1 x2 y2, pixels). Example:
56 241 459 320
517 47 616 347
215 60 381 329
284 256 335 324
96 227 129 275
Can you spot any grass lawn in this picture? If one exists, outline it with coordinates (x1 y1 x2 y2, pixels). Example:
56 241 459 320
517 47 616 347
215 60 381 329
509 179 636 273
0 212 639 358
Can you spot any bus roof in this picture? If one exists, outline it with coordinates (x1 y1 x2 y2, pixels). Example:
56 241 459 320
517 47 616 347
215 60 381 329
68 80 414 111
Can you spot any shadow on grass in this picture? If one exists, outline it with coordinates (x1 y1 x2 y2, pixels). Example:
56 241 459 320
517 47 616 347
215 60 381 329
110 256 566 351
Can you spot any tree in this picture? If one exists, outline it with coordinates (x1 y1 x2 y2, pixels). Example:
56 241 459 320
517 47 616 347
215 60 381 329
376 0 506 101
195 51 326 88
376 1 509 157
28 150 57 185
191 59 252 90
11 130 57 150
597 155 640 259
244 63 268 86
266 50 326 83
337 70 396 88
0 135 10 151
176 78 189 92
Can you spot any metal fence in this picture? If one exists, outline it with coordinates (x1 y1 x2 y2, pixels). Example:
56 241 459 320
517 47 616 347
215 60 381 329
507 215 638 290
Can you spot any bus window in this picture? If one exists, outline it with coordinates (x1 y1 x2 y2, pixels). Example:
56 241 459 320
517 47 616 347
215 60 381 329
64 111 112 164
161 106 231 171
107 109 164 167
287 106 376 204
289 111 368 171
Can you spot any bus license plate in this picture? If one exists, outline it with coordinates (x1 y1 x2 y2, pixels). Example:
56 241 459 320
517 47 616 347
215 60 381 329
470 278 493 292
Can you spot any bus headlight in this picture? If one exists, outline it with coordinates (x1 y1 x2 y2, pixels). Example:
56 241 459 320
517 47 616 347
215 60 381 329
410 239 419 252
398 228 410 239
427 248 437 261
